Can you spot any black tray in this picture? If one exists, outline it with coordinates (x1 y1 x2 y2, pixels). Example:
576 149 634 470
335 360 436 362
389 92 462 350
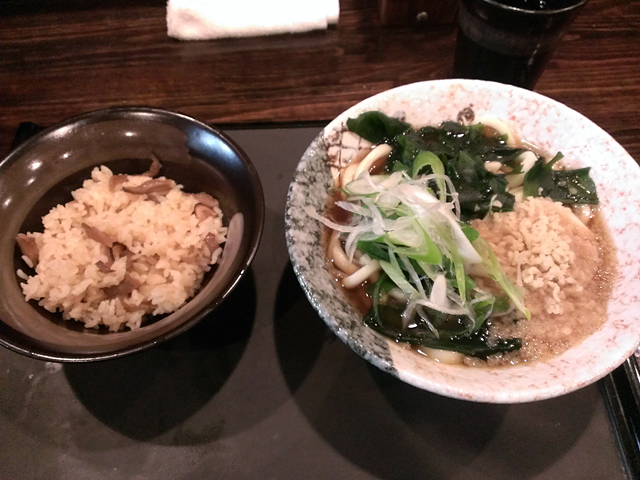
601 355 640 479
0 122 632 480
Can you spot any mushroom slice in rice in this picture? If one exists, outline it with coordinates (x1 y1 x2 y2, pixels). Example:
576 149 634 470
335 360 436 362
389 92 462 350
103 274 143 299
111 242 127 259
123 179 174 195
109 174 129 191
121 298 153 313
96 261 113 273
82 223 114 248
146 193 161 204
195 203 216 222
193 192 218 209
111 242 136 268
142 153 162 177
95 246 114 273
16 234 39 266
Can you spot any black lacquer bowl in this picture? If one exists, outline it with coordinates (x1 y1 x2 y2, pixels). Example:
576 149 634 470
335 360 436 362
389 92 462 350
0 107 264 361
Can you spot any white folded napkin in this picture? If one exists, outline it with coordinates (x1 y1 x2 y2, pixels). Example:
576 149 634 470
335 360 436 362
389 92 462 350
167 0 340 40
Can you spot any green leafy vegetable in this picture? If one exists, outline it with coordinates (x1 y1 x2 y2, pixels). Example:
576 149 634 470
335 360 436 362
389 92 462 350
448 150 514 221
391 161 410 173
418 332 522 359
364 293 521 360
385 120 519 220
523 153 598 204
346 111 410 144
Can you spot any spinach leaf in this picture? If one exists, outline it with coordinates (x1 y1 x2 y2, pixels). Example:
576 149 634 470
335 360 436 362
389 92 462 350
363 306 521 359
388 121 524 219
482 146 527 171
364 274 521 359
391 161 409 173
364 305 431 344
552 168 599 204
523 153 598 204
445 150 514 221
395 122 517 220
346 111 410 144
390 130 428 167
419 333 522 360
346 112 598 217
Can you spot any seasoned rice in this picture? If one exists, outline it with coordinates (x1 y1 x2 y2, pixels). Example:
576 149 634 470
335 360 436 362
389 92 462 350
18 166 226 331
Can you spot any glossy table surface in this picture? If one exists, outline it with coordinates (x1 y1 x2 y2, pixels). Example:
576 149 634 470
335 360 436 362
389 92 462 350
0 0 638 478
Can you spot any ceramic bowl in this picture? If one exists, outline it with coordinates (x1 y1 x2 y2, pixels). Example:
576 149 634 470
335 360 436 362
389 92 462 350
285 79 640 403
0 107 264 362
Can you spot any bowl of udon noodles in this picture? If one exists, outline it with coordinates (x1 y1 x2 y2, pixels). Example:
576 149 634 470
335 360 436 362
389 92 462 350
285 79 640 403
0 107 264 361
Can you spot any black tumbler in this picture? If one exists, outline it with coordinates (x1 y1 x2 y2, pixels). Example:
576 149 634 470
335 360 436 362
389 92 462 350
453 0 588 89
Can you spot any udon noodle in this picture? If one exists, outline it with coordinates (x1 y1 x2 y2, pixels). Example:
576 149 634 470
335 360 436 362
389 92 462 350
310 112 615 367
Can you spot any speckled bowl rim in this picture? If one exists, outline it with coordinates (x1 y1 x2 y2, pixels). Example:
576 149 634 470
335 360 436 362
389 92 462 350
285 79 640 403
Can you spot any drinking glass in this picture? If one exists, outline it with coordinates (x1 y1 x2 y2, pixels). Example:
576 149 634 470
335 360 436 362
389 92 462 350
453 0 589 89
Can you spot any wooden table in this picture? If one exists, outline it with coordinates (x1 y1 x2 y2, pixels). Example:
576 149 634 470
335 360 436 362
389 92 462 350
1 0 639 159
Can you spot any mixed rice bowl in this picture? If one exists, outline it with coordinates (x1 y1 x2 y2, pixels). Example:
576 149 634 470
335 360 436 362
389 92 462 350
16 164 227 332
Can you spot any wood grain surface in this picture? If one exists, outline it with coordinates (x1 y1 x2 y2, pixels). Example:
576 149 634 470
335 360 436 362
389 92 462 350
1 0 638 159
